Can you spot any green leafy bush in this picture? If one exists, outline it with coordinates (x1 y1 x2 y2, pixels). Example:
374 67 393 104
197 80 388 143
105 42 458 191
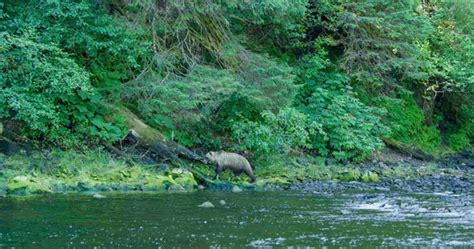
2 0 148 93
0 32 126 145
231 108 323 156
0 0 146 146
126 50 296 147
302 84 388 161
125 66 240 146
458 106 474 142
377 91 442 154
297 52 389 161
0 0 472 164
447 132 470 152
218 92 266 122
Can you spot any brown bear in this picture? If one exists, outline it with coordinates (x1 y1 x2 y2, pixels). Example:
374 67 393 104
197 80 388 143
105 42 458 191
205 151 256 183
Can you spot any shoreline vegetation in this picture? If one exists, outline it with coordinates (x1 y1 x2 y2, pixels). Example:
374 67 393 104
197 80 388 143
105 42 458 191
0 1 472 197
1 146 472 197
2 106 472 197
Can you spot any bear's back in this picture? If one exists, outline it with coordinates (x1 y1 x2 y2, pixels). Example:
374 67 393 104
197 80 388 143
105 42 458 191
216 152 249 168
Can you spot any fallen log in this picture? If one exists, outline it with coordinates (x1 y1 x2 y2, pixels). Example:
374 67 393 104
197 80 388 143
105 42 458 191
112 106 215 183
382 138 434 161
117 106 206 162
124 131 206 164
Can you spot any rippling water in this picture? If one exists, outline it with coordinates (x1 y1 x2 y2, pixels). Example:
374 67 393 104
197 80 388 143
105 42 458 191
0 190 472 247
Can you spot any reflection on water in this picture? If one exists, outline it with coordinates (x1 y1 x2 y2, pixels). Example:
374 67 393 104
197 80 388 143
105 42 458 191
0 190 472 247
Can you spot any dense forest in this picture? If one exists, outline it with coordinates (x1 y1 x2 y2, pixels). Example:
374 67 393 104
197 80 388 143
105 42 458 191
1 2 474 246
0 0 472 182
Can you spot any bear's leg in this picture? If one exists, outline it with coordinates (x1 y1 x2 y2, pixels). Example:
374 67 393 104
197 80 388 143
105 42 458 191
214 165 223 180
233 169 242 177
244 170 257 183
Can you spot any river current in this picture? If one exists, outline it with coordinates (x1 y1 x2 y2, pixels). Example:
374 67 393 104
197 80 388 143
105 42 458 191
0 190 473 247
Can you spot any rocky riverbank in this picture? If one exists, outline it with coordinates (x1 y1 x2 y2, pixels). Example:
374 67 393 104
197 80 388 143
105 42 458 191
289 150 474 194
0 146 472 197
290 174 473 194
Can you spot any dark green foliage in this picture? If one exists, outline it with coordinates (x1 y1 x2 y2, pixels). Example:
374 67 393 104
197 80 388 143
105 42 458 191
306 0 473 153
296 49 389 161
117 0 233 71
216 93 266 132
236 51 297 109
2 0 148 93
1 0 472 161
127 65 240 146
0 0 142 145
0 32 126 145
228 0 307 53
301 80 389 161
231 108 322 156
0 32 88 136
458 107 474 141
335 0 433 92
424 1 474 149
125 50 296 147
377 92 441 154
447 132 470 153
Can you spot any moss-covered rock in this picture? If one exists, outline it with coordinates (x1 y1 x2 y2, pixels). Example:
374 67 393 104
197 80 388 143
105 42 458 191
361 171 379 182
170 168 186 178
7 176 52 195
172 170 197 189
76 179 100 191
117 106 165 144
143 175 176 190
336 168 361 182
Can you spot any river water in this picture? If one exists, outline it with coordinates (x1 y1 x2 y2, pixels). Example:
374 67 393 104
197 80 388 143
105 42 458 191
0 190 473 247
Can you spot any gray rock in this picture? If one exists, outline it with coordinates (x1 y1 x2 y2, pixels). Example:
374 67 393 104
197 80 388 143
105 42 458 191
168 185 185 191
375 187 390 191
219 200 226 205
92 193 106 199
198 201 215 208
340 209 351 215
232 186 243 193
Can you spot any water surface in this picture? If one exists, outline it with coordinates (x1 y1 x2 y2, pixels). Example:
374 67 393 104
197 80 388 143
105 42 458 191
0 190 473 247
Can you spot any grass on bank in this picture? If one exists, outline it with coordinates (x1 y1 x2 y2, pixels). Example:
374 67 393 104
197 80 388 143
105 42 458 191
0 149 197 196
1 147 466 196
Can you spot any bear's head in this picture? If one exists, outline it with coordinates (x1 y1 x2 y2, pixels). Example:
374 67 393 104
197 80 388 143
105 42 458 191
205 151 217 163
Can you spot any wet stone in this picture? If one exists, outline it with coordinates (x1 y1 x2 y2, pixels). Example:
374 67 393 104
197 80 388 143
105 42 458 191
232 186 243 193
92 193 106 199
198 201 215 208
